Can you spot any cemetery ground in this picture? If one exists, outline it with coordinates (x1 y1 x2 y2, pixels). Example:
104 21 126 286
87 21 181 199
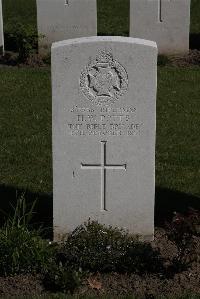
0 64 200 296
0 0 200 298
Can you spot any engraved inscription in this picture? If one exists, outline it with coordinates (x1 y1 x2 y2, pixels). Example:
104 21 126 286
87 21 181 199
157 0 171 22
45 24 90 33
80 51 128 106
81 141 127 211
159 0 162 22
67 105 142 137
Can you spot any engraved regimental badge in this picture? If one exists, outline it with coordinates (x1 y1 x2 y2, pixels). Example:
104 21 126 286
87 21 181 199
80 51 128 106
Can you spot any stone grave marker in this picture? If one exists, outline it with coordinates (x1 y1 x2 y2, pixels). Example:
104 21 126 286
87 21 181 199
0 0 4 55
52 36 157 241
130 0 191 54
36 0 97 54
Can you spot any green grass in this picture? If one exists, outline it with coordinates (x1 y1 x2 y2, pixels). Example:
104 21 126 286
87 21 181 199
190 0 200 34
156 67 200 196
2 0 200 36
0 67 52 193
0 0 200 199
2 0 37 29
97 0 129 36
0 66 199 198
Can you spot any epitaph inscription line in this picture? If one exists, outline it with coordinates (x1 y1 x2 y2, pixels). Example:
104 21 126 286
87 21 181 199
81 141 127 211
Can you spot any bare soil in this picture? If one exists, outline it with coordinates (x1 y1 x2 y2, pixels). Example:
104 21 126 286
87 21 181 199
0 274 44 297
78 228 200 298
169 49 200 67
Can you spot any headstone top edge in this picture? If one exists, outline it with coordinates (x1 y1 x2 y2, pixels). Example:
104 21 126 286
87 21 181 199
51 36 158 51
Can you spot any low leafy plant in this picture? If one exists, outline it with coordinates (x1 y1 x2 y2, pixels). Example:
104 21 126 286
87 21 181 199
43 262 82 294
0 195 54 276
158 55 170 66
3 193 36 229
0 195 82 293
57 220 164 274
166 209 200 273
42 52 51 65
0 226 53 276
4 19 39 62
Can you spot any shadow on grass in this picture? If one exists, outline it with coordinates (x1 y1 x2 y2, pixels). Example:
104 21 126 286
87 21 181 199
190 33 200 50
155 187 200 226
0 184 199 237
0 184 53 238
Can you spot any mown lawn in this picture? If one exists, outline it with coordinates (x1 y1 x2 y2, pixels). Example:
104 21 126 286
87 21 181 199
2 0 37 30
2 0 200 36
0 0 199 199
0 67 52 193
190 0 200 34
0 66 199 197
156 67 200 196
0 2 199 298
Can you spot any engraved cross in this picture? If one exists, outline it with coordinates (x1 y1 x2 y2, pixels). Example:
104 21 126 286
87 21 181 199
158 0 163 22
81 141 127 211
158 0 171 22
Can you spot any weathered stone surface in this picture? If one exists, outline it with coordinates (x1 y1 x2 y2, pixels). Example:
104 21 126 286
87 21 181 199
130 0 190 54
36 0 97 54
52 36 157 241
0 0 4 55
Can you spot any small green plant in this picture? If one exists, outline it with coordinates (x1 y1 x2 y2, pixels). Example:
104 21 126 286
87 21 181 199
0 195 54 276
158 55 170 66
42 52 51 65
4 193 36 229
43 263 82 294
0 226 53 276
4 19 38 62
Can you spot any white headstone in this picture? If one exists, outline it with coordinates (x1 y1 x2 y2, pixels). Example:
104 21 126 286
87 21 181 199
130 0 190 54
52 36 157 241
36 0 97 54
0 0 4 55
